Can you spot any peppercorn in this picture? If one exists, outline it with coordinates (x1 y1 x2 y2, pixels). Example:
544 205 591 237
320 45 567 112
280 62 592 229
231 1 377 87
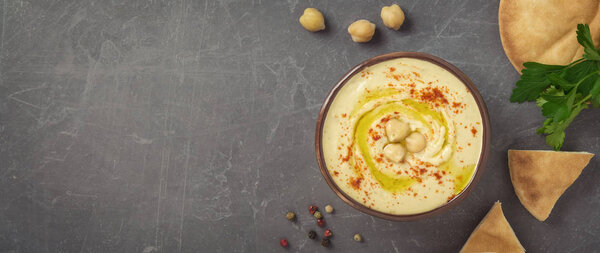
317 218 325 227
325 205 334 213
285 211 295 221
313 211 323 219
280 238 289 248
321 238 331 247
308 230 317 240
353 233 362 242
309 205 318 215
324 229 333 238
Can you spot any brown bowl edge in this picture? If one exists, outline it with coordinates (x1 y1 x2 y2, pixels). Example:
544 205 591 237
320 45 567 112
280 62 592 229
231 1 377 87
314 52 491 221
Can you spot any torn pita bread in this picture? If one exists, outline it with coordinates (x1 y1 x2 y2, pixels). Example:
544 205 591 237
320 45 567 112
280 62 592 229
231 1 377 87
499 0 600 71
508 150 594 221
460 201 525 253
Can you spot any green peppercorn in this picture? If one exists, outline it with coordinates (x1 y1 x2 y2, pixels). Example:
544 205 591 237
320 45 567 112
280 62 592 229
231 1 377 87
353 233 362 242
313 211 323 219
325 205 334 213
285 211 295 221
308 230 317 240
321 238 331 247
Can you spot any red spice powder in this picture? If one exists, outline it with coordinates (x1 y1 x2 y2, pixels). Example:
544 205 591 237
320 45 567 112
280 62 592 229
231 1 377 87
433 172 442 180
350 177 362 190
419 87 449 106
341 113 347 118
419 168 427 175
452 102 462 108
447 194 456 202
341 146 352 162
380 115 392 123
389 67 396 72
471 127 477 137
333 171 339 176
412 71 421 78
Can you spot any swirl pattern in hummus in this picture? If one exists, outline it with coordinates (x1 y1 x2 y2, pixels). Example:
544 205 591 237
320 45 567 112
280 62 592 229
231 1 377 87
322 58 483 215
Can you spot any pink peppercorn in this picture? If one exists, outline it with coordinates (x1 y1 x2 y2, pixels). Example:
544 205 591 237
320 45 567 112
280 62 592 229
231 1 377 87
317 218 325 227
324 229 332 238
309 205 318 215
280 238 288 248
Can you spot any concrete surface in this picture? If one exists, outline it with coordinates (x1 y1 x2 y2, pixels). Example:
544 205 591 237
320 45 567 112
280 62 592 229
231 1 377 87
0 0 598 252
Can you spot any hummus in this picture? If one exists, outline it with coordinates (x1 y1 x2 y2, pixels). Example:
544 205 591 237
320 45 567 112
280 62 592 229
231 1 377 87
322 58 484 215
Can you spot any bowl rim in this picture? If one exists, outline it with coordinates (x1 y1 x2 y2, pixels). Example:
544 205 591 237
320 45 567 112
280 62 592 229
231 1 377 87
314 52 491 221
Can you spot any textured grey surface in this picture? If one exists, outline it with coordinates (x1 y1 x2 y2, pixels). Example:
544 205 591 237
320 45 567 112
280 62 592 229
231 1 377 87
0 0 598 252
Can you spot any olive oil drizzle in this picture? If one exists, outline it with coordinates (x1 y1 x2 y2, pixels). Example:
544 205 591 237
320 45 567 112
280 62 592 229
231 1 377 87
349 90 476 194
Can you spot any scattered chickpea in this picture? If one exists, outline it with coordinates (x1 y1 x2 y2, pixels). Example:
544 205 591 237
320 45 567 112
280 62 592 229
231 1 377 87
299 8 326 32
380 4 405 30
347 19 376 43
325 205 334 213
405 132 427 153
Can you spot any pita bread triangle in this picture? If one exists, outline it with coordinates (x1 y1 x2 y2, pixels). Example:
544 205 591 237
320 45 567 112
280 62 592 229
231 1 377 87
499 0 600 72
508 150 594 221
460 201 525 253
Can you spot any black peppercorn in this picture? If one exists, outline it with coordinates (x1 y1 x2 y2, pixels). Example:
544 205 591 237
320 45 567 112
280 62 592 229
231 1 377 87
308 230 317 240
321 238 331 247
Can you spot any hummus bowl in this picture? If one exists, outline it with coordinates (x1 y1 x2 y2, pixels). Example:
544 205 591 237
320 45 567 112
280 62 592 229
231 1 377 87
315 52 490 221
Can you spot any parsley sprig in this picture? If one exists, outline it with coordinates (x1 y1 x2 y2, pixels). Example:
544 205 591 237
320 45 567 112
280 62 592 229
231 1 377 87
510 24 600 150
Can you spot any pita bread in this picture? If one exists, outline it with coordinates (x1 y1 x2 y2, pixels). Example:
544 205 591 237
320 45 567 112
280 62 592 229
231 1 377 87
508 150 594 221
460 201 525 253
499 0 600 71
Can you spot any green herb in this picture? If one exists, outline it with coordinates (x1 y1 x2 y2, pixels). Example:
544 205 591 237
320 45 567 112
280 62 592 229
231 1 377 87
510 24 600 150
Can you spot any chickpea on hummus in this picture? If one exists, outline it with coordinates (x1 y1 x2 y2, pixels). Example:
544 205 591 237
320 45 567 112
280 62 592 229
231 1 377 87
321 58 484 215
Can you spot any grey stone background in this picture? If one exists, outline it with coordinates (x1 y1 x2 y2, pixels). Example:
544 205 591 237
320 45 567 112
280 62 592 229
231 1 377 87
0 0 598 252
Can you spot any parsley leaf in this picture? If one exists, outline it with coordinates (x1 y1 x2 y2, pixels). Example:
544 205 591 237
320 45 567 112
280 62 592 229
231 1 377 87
510 24 600 150
509 63 565 103
577 24 600 61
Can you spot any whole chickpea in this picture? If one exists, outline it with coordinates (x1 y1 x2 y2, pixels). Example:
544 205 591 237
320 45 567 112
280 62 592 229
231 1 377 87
405 132 427 153
380 4 405 30
347 19 376 43
299 8 326 32
385 119 411 142
383 143 406 163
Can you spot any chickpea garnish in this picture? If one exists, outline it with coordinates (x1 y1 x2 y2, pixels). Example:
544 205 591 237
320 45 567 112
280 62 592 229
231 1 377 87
347 19 376 43
383 143 406 163
299 8 326 32
405 132 427 153
380 4 405 30
385 119 411 142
